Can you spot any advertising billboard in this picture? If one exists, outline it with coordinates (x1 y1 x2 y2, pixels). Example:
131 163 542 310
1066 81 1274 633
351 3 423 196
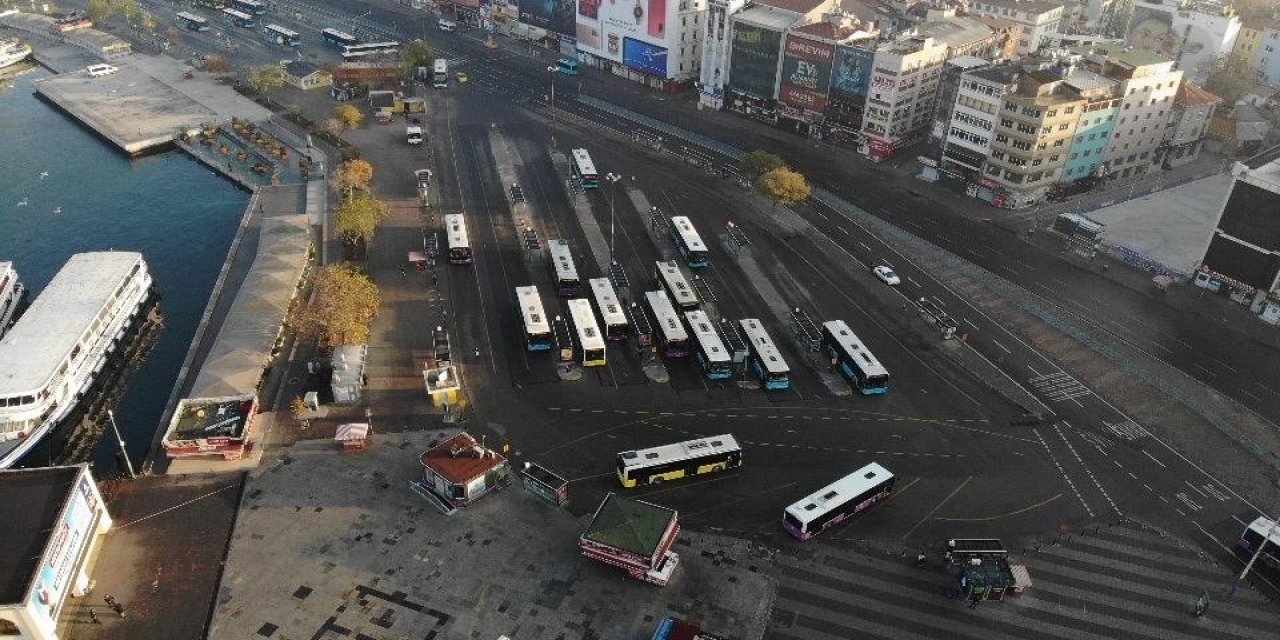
778 35 833 112
623 37 667 76
33 474 99 623
831 45 873 97
575 0 674 75
551 0 576 36
518 0 554 30
728 22 783 99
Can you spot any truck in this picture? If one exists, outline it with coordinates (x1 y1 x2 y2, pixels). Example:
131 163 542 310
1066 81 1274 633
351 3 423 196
407 124 423 145
432 58 448 88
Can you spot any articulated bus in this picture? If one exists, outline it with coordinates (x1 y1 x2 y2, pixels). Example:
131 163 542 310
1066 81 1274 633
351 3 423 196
588 277 629 340
445 214 472 264
822 320 889 395
740 318 790 390
685 310 732 380
783 462 894 541
655 260 698 311
342 41 400 61
644 290 689 358
570 148 599 189
263 23 301 47
548 239 580 297
1239 517 1280 570
670 216 709 268
176 11 210 32
321 27 359 49
516 286 552 352
567 299 607 366
617 434 742 488
222 8 256 28
230 0 266 15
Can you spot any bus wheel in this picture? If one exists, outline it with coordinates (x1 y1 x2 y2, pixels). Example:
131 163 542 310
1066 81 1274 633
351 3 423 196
650 476 664 485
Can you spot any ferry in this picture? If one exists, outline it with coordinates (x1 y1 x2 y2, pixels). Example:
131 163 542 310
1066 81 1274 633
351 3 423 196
0 252 154 468
0 38 32 71
0 262 25 337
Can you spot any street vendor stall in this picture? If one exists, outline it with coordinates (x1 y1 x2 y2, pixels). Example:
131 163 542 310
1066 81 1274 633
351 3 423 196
335 422 370 451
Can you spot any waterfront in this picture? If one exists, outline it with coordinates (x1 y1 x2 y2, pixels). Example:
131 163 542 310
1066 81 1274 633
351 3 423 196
0 66 247 471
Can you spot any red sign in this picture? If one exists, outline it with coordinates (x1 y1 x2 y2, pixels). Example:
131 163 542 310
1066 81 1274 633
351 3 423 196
779 35 834 112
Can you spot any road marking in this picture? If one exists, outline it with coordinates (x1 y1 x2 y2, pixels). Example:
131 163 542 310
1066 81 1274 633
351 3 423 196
1035 429 1093 518
907 276 921 288
1212 358 1237 373
839 227 850 235
858 241 872 252
1192 363 1218 378
1057 422 1122 515
1015 259 1035 270
991 339 1011 354
902 476 972 540
1142 449 1166 468
1183 480 1209 499
1175 492 1203 511
934 493 1063 522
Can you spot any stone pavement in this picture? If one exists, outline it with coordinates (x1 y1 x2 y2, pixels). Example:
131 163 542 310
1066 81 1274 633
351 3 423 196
208 430 775 640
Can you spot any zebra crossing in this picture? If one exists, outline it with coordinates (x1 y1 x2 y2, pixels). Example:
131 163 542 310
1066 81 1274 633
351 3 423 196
765 521 1277 640
1028 370 1093 404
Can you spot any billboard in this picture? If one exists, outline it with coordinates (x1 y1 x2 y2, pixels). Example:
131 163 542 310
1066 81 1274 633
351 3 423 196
33 474 99 623
831 45 873 97
779 35 833 112
575 0 674 75
624 37 668 76
518 0 554 30
551 0 576 36
729 22 783 99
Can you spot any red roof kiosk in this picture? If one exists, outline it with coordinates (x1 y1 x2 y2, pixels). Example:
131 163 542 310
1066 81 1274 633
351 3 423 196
579 493 681 586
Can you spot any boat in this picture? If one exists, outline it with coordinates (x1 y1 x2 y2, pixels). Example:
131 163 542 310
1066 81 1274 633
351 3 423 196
0 252 154 468
0 38 32 71
0 262 26 337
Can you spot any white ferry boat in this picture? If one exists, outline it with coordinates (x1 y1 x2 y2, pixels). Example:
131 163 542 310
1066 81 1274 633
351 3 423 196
0 252 153 468
0 38 32 71
0 262 24 337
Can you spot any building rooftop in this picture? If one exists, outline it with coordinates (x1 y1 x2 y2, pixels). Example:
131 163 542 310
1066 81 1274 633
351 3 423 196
420 432 506 485
754 0 832 14
0 465 82 604
1063 67 1118 93
968 0 1065 15
969 62 1024 84
163 394 256 443
791 20 873 41
1175 82 1221 108
1233 103 1267 123
917 16 995 49
0 252 145 397
284 60 321 77
948 55 991 70
734 5 805 30
1071 45 1172 69
581 493 678 559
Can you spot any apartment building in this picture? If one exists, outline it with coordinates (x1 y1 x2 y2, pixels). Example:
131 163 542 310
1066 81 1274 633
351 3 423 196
698 0 750 109
1126 0 1240 84
1056 68 1120 184
941 64 1019 193
1081 47 1183 179
725 0 838 116
982 70 1088 207
965 0 1065 55
1164 81 1220 168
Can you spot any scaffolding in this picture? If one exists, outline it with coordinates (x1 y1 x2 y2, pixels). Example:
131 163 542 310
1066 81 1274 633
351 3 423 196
788 307 822 354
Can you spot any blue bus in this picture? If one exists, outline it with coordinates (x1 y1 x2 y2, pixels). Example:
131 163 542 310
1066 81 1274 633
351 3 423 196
670 216 709 268
570 148 599 189
740 318 789 390
822 320 888 394
557 57 580 75
516 286 553 351
686 310 732 380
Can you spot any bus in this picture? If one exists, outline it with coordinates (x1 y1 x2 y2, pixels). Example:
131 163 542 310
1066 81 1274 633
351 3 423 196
321 27 359 49
432 58 448 88
516 286 553 352
670 216 709 268
655 261 698 311
685 310 732 380
740 319 790 390
556 57 580 75
567 299 607 367
822 320 889 395
570 148 599 189
445 213 472 264
548 239 579 297
221 8 256 28
783 462 894 541
194 0 226 9
230 0 266 15
1239 517 1280 570
176 11 210 32
342 41 400 61
644 290 689 358
263 23 301 47
588 277 629 340
616 434 742 488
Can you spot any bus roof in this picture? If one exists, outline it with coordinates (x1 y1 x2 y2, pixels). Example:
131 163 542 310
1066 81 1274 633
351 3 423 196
644 290 687 342
570 148 597 176
264 23 299 35
567 298 605 350
685 310 730 363
739 319 788 374
588 278 627 326
1246 516 1280 546
345 41 400 50
445 213 469 248
671 216 708 252
656 261 698 308
618 434 741 470
549 239 578 282
433 58 447 71
822 320 887 377
176 11 206 21
322 27 356 38
784 462 894 525
515 286 549 334
223 8 252 18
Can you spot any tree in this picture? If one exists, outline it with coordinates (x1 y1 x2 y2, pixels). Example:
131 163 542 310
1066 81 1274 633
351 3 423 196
1206 56 1253 106
86 0 111 22
334 192 389 246
334 159 374 196
295 266 380 347
140 12 157 36
248 64 285 92
116 0 142 24
202 54 230 74
320 117 346 138
741 150 787 178
401 40 434 78
756 167 811 208
164 26 181 46
333 104 364 129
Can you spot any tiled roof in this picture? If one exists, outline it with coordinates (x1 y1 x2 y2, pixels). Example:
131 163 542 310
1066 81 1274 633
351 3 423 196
1175 82 1221 108
419 432 506 485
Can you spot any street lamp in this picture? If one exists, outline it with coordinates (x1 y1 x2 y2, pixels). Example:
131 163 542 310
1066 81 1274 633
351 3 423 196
547 66 558 148
605 173 622 264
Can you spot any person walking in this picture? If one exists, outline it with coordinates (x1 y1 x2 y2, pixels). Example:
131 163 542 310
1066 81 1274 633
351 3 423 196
89 608 100 624
103 594 116 608
400 265 407 277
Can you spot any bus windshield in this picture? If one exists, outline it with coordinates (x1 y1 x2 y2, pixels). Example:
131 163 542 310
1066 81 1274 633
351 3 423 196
671 216 709 268
557 57 580 75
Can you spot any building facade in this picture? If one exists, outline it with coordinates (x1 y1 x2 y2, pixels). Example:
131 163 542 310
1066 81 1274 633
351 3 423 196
1058 67 1120 183
1126 0 1240 84
697 0 749 109
1089 48 1183 179
574 0 709 89
941 64 1019 183
965 0 1065 55
983 70 1088 207
1196 153 1280 323
1164 81 1220 168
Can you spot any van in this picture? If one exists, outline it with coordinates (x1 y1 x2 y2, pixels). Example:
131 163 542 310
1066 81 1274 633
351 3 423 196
437 19 456 32
86 64 119 77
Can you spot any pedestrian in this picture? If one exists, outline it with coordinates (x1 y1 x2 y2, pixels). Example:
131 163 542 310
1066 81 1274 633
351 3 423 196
112 603 126 618
431 274 438 286
400 265 407 277
474 348 480 359
89 608 100 624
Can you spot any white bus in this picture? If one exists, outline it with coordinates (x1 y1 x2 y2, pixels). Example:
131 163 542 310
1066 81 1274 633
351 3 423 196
567 299 606 367
263 23 301 47
570 148 599 188
221 8 255 28
432 58 448 88
655 260 698 311
445 213 472 264
548 239 579 297
176 11 210 32
644 290 688 358
588 277 629 341
342 41 400 61
685 310 732 380
670 216 709 268
783 462 895 541
230 0 266 15
616 434 742 488
516 286 552 352
321 27 359 49
1238 516 1280 571
740 319 789 390
822 320 889 395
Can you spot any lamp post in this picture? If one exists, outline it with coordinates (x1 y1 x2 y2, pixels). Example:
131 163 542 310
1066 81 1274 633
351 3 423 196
547 66 558 148
605 173 622 264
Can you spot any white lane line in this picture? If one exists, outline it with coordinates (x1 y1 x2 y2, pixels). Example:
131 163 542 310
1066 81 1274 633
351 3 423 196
1212 358 1237 373
1184 480 1208 499
907 276 921 288
1015 259 1035 270
858 241 872 251
1142 450 1166 468
1036 428 1094 518
839 226 850 235
992 339 1011 354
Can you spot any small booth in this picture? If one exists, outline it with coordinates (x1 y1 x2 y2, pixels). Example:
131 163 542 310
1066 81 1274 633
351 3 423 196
945 538 1027 602
418 432 510 508
580 493 681 586
520 462 568 507
330 344 367 405
335 422 370 451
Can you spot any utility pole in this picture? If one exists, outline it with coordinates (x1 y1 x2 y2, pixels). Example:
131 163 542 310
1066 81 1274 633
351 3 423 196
547 66 558 148
107 410 136 479
605 173 622 264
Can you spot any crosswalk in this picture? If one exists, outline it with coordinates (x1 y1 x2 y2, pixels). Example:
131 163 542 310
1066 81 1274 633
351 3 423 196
766 521 1277 640
1029 371 1093 404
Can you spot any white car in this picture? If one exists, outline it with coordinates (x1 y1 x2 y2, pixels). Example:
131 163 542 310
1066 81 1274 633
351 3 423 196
873 265 901 286
85 63 119 77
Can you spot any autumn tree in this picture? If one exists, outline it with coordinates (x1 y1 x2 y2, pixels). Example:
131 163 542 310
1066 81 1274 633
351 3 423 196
116 0 141 24
164 26 181 46
333 104 364 129
86 0 111 22
202 54 230 74
140 12 157 36
295 266 380 346
741 150 786 178
320 117 346 138
335 192 390 246
756 167 812 208
248 64 285 92
334 158 374 197
401 40 434 78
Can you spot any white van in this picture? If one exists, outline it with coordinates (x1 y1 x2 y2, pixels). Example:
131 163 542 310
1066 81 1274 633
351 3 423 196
85 63 119 77
437 19 456 32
